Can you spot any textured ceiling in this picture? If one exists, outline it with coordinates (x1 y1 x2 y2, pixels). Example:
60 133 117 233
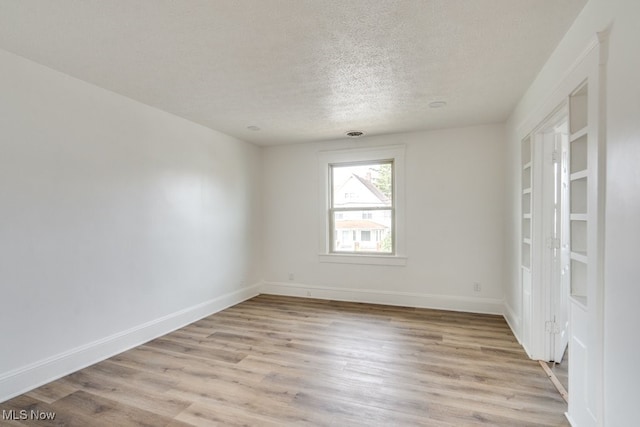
0 1 586 145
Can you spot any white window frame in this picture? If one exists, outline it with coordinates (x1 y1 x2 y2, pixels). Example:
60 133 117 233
318 145 406 266
329 159 394 255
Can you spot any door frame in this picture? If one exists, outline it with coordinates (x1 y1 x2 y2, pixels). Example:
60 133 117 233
515 32 607 425
528 104 568 362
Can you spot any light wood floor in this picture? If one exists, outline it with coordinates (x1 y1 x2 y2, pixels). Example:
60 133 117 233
3 295 569 426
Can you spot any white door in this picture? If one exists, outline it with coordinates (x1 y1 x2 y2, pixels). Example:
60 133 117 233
537 116 570 363
527 109 570 362
553 125 570 362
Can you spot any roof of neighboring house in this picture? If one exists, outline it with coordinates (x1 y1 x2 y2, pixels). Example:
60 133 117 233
352 174 390 204
335 220 388 230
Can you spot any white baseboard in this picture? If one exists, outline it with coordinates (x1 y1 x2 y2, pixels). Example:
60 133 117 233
502 300 522 344
565 412 575 426
0 282 261 403
261 281 504 315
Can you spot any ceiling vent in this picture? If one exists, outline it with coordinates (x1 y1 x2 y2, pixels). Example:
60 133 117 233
346 130 365 138
428 101 447 108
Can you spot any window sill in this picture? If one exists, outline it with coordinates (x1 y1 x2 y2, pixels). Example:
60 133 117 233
318 254 407 266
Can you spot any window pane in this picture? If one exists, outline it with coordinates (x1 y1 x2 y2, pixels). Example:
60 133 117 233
332 210 392 253
332 163 392 208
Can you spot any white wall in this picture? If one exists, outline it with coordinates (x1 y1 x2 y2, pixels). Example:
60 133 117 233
505 0 640 424
600 2 640 425
0 49 262 400
262 125 505 313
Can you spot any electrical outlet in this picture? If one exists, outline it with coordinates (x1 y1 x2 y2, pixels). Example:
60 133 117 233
288 273 294 281
307 291 311 297
474 282 482 292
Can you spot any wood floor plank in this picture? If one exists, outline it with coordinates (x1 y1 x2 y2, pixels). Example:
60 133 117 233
109 346 268 386
24 381 78 404
52 390 184 427
58 365 191 418
1 295 568 426
174 402 284 427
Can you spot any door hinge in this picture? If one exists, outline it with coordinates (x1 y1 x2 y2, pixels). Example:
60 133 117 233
545 321 560 334
546 237 560 249
551 151 559 164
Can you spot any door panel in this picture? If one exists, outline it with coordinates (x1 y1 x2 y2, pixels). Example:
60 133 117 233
554 128 570 362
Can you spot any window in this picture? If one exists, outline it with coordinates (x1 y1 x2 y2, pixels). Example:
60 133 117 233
318 145 406 265
330 161 393 254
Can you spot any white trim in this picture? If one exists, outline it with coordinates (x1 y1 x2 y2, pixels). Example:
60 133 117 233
515 34 600 139
318 253 407 266
318 145 406 261
513 31 608 426
261 281 503 315
565 412 576 426
0 282 261 403
503 300 522 345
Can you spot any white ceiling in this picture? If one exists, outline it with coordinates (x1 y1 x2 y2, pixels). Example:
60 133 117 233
0 1 586 146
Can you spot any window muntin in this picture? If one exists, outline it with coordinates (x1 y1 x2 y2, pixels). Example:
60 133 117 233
329 161 394 254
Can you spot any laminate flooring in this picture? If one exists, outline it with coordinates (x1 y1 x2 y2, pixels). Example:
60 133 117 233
2 295 569 426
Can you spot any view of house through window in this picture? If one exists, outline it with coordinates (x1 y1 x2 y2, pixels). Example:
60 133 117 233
329 161 393 254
